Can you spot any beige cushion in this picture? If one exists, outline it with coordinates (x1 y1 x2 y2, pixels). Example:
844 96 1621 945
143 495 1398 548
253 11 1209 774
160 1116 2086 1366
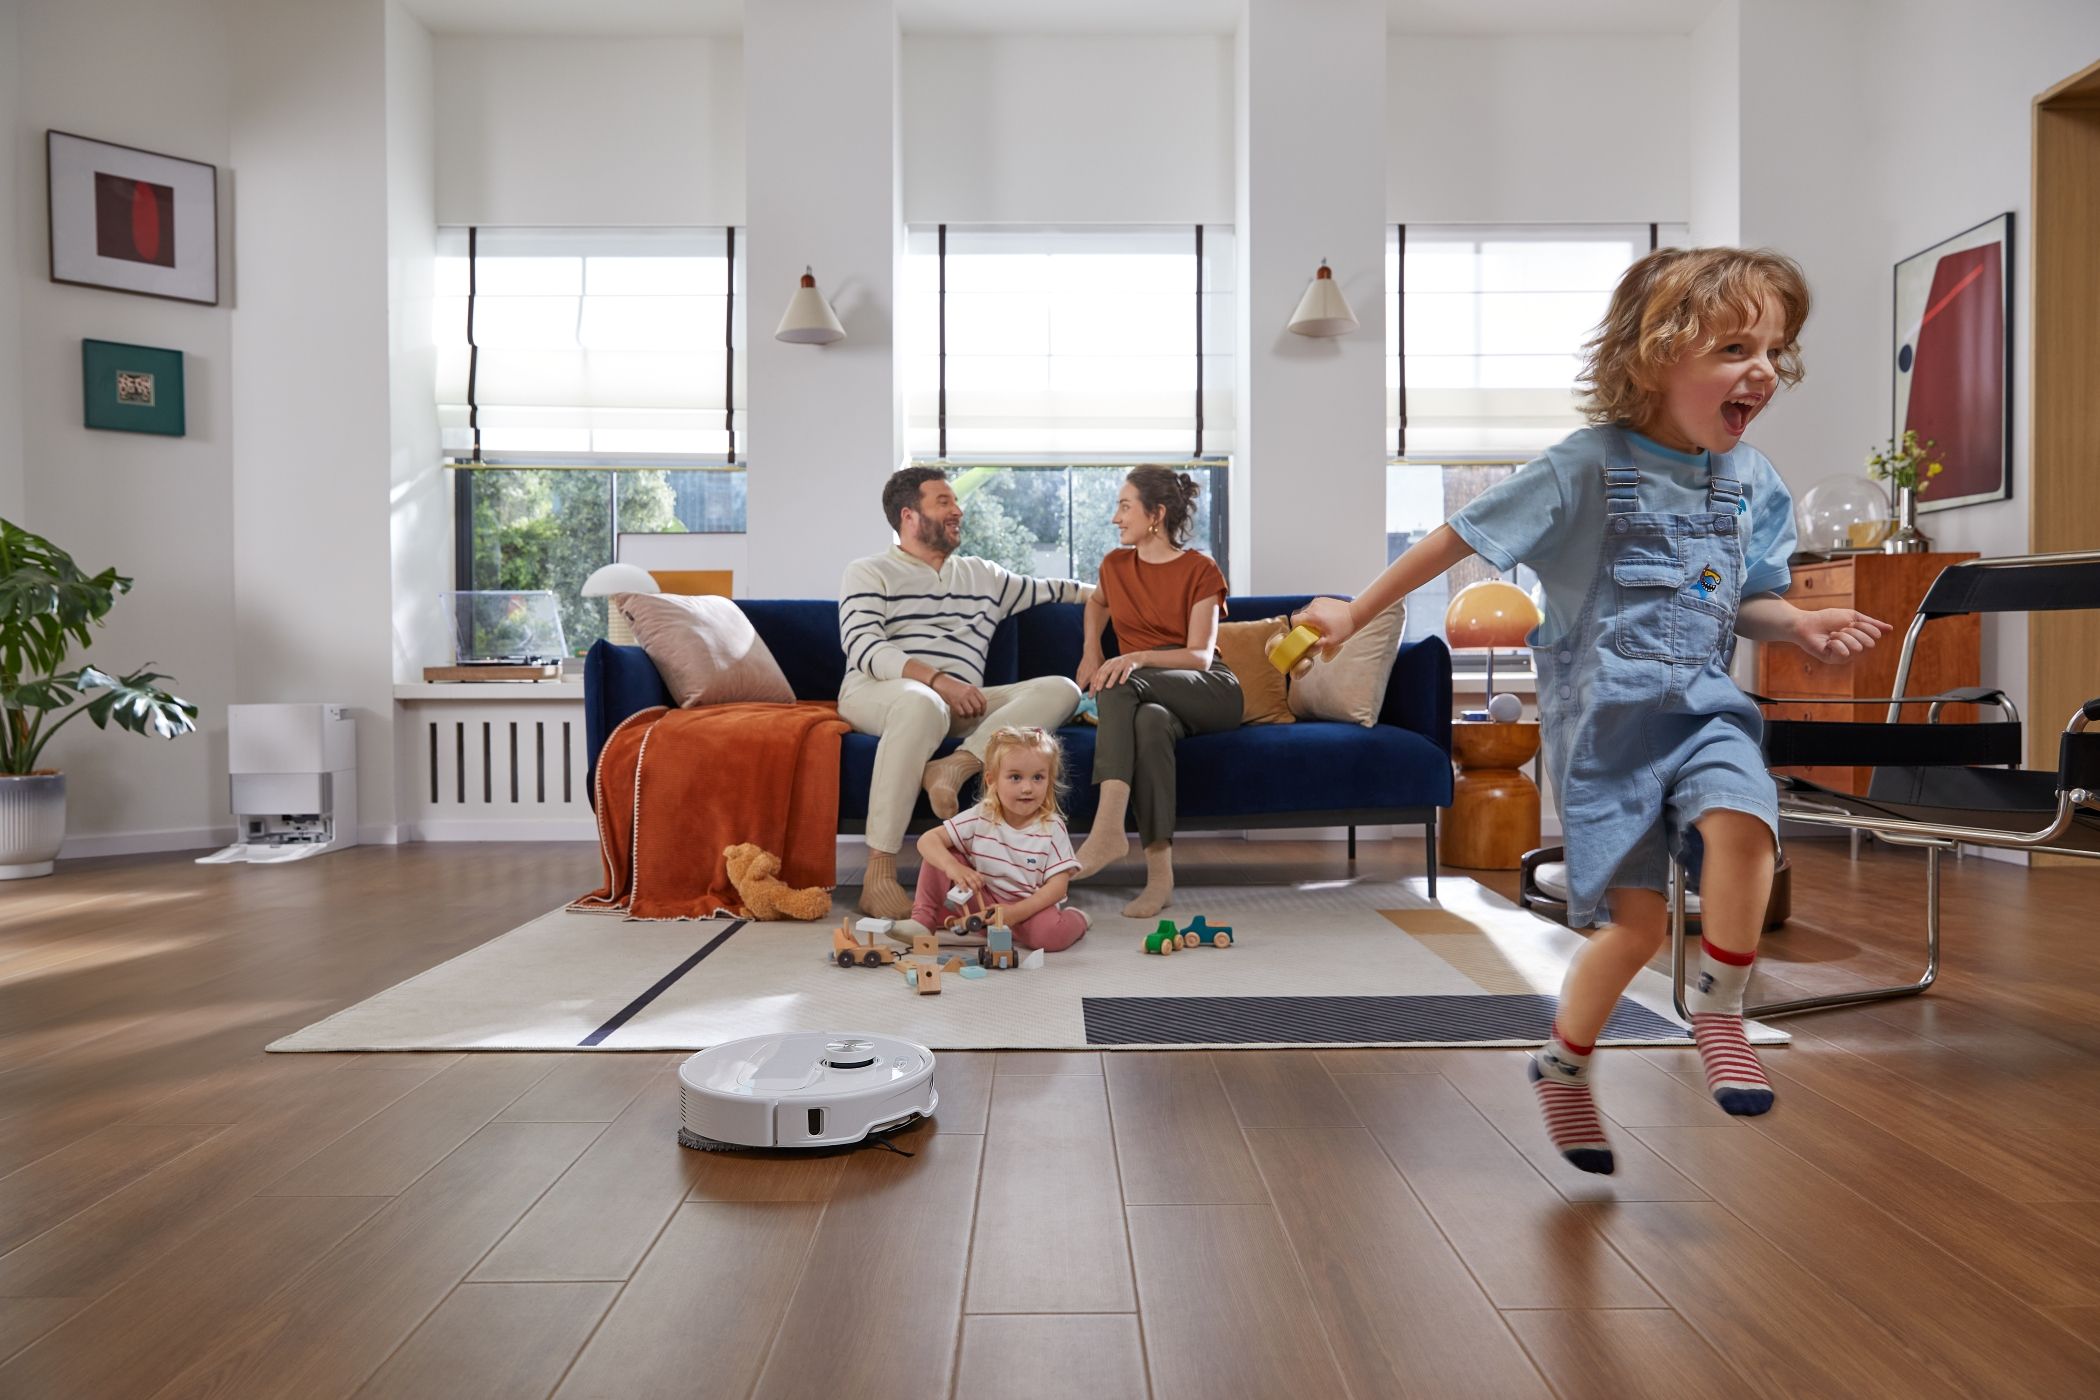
616 593 794 707
1288 601 1406 727
1212 619 1295 726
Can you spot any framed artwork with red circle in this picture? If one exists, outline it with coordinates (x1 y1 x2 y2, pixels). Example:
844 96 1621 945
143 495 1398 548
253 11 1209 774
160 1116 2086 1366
46 130 218 305
1892 212 2012 515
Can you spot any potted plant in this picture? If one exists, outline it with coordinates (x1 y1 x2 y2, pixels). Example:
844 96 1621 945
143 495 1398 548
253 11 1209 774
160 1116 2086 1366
1 519 198 879
1866 430 1946 554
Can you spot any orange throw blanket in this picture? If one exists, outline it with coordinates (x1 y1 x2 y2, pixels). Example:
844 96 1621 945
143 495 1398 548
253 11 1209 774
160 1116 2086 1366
572 702 850 921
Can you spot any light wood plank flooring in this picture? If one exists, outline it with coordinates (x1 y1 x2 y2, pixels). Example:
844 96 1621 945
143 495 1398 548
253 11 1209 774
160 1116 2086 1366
2 837 2098 1398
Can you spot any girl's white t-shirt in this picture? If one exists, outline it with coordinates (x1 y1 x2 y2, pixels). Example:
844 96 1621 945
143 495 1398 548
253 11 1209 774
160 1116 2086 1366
940 807 1080 903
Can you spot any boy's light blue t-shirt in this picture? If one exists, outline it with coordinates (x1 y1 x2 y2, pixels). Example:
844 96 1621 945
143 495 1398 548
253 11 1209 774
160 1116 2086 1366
1447 426 1797 649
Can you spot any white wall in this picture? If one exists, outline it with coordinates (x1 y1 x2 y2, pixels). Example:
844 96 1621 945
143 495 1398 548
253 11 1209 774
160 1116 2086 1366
1239 0 1387 595
434 36 744 227
229 0 400 840
742 0 903 600
0 0 23 522
1862 0 2100 709
1387 34 1688 224
1740 0 2100 721
903 35 1233 225
1687 0 1740 246
16 0 238 855
387 2 447 683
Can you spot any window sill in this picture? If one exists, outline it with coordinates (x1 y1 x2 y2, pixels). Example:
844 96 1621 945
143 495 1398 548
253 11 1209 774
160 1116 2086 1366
1452 670 1537 696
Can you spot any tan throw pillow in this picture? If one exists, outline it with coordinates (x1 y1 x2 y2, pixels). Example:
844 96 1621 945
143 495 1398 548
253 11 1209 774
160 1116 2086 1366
1288 601 1406 727
1212 619 1295 725
616 593 795 707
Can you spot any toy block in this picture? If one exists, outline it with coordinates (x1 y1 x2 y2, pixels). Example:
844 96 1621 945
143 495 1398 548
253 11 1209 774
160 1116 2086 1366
912 932 940 957
1020 948 1044 970
856 916 894 936
960 965 988 979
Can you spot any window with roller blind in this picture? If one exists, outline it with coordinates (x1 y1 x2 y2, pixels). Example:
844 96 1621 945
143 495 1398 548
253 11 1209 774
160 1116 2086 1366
436 227 745 654
900 225 1234 585
1386 222 1687 659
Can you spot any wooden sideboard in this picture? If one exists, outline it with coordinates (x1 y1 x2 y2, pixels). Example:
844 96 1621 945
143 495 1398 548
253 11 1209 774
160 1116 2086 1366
1756 551 1980 795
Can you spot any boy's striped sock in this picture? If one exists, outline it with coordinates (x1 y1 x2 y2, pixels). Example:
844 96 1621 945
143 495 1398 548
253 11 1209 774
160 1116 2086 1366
1687 938 1774 1116
1529 1027 1614 1175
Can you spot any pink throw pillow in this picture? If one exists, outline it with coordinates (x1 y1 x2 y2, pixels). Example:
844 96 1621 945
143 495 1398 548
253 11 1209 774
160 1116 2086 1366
616 593 795 707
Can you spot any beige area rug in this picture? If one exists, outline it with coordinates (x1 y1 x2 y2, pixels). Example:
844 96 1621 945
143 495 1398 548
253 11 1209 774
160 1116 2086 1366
267 875 1787 1053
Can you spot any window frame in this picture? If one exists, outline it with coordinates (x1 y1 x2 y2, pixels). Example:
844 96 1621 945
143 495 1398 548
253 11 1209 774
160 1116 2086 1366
1386 222 1686 675
442 225 748 605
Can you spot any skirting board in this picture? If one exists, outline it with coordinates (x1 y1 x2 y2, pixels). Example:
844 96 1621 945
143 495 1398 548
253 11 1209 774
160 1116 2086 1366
55 823 402 861
57 825 236 860
398 818 596 842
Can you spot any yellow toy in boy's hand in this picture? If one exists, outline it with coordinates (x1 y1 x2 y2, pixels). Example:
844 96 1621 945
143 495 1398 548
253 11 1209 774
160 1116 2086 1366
1266 622 1324 679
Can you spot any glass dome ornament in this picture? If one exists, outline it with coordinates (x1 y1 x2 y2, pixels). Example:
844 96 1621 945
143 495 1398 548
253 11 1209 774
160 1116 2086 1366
1795 475 1893 554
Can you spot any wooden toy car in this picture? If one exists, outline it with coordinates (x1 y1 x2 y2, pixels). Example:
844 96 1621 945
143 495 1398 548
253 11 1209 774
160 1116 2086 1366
1143 921 1184 955
1182 916 1233 948
979 923 1019 970
833 919 900 968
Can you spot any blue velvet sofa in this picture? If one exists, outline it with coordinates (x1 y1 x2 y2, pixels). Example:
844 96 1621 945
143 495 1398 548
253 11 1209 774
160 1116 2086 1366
584 596 1454 892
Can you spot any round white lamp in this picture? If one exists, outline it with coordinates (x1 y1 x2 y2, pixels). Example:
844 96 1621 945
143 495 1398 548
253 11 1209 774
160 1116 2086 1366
581 563 660 646
776 266 846 345
1287 260 1359 337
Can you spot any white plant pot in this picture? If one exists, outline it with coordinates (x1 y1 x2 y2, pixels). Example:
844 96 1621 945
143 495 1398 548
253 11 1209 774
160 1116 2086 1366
0 772 66 879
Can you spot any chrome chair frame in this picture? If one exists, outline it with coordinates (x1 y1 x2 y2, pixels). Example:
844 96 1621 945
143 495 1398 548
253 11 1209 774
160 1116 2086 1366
1667 550 2100 1022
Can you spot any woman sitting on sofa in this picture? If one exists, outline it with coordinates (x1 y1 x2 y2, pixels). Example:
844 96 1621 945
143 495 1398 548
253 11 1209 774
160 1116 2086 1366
1073 466 1241 917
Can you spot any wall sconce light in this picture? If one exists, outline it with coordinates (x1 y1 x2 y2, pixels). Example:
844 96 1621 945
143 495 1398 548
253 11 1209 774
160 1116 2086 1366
581 563 661 646
1287 259 1358 337
775 266 846 345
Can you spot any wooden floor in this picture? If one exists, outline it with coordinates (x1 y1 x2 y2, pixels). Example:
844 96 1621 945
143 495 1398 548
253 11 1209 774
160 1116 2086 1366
3 838 2099 1399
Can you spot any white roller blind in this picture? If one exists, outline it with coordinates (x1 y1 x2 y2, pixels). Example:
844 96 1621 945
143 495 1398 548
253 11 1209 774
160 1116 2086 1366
435 227 744 460
1388 223 1687 456
903 225 1235 458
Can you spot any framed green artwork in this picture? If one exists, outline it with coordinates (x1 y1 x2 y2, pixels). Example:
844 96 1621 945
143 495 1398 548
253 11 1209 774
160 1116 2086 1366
82 339 185 436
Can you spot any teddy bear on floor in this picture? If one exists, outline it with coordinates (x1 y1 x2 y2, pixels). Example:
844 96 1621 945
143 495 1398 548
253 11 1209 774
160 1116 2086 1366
722 842 832 921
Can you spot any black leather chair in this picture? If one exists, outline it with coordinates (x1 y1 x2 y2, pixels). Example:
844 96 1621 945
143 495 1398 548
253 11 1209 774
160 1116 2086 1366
1666 550 2100 1021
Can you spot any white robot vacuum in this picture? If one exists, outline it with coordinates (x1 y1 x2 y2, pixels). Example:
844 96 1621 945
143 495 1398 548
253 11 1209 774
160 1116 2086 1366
676 1032 938 1151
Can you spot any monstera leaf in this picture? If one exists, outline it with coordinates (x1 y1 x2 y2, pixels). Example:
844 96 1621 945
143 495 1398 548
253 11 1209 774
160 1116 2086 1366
0 518 191 774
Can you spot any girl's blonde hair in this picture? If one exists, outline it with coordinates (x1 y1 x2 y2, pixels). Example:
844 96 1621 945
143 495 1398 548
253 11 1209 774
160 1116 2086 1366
978 726 1068 827
1577 247 1812 428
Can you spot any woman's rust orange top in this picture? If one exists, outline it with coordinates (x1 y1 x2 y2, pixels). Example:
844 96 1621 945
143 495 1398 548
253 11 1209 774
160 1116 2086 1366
1096 547 1228 653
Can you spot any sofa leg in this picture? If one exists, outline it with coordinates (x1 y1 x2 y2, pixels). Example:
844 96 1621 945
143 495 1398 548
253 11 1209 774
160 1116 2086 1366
1425 814 1438 899
1347 825 1357 862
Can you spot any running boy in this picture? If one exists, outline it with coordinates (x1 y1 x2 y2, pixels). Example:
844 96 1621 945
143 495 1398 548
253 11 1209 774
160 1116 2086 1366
1299 247 1888 1173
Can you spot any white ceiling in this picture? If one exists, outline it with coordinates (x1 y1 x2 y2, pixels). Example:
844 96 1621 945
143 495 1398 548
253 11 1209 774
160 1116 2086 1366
1386 0 1716 36
399 0 741 36
399 0 1717 39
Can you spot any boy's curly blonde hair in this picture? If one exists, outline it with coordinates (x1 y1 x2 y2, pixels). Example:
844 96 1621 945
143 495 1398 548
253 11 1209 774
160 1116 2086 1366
1577 247 1812 428
977 726 1068 828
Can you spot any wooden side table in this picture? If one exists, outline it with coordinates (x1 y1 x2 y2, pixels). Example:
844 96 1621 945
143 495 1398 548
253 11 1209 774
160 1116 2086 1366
1757 550 1979 795
1440 720 1542 870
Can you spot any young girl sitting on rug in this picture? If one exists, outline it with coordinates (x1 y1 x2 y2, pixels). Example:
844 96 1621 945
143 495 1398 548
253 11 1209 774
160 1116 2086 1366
1298 247 1889 1174
907 726 1089 952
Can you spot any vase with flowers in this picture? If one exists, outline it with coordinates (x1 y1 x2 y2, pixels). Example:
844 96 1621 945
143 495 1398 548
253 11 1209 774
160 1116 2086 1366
1866 430 1945 554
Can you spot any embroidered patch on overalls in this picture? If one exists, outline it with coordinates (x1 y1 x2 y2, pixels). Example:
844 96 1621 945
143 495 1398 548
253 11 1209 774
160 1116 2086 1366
1693 566 1723 599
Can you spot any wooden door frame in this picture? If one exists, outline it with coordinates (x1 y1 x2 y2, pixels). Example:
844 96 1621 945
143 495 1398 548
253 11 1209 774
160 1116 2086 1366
2029 58 2100 772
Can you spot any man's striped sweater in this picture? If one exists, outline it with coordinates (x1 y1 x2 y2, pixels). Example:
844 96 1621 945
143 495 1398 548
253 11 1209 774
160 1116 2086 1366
838 548 1088 687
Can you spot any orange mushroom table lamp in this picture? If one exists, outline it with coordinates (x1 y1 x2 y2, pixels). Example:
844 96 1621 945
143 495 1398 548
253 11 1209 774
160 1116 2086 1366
1441 578 1545 869
1444 579 1541 722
